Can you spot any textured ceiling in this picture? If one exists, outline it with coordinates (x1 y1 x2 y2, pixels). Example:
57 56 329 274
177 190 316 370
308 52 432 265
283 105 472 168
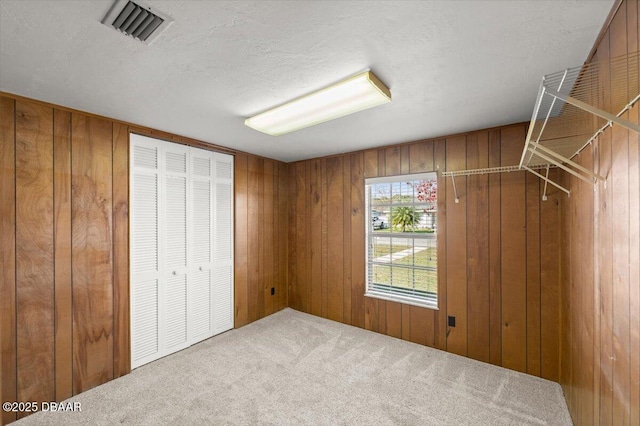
0 0 613 162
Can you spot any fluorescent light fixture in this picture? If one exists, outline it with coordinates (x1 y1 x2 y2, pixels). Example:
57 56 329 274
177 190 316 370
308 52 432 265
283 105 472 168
245 71 391 136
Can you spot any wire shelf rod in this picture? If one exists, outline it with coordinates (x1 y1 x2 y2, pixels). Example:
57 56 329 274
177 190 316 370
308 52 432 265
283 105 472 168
441 164 555 177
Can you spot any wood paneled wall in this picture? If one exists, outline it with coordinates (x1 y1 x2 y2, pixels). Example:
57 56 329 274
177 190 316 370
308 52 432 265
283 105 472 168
0 97 128 424
0 93 287 425
560 1 640 424
234 153 288 327
287 123 562 380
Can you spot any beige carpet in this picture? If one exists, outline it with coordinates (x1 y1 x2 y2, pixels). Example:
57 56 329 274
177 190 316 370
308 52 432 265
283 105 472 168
16 308 571 425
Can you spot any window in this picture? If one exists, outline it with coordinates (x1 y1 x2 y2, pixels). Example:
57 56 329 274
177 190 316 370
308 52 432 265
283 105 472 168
365 173 438 309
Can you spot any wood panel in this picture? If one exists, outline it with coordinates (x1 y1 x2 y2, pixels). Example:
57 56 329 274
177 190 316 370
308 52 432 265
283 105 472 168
272 162 280 315
577 148 595 426
321 159 329 318
400 145 410 175
310 160 322 317
525 172 541 376
350 153 366 329
365 297 380 332
293 162 307 312
385 301 402 339
540 169 560 382
71 114 114 394
499 126 527 373
567 166 579 422
445 135 467 356
559 1 640 423
263 160 275 316
258 160 267 316
287 162 298 312
377 149 386 179
409 141 434 173
400 305 410 341
560 167 573 415
342 157 352 324
305 161 312 316
53 109 73 400
466 132 490 363
276 163 289 310
15 101 55 406
0 96 17 425
385 146 400 175
610 6 630 424
234 153 249 327
597 28 614 426
409 307 433 346
248 156 264 322
363 149 378 178
488 130 502 366
286 122 560 379
301 161 312 313
112 122 129 380
326 156 344 322
378 298 387 336
626 4 640 426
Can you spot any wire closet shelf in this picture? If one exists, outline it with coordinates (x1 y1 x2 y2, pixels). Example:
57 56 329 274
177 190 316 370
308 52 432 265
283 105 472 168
443 50 640 199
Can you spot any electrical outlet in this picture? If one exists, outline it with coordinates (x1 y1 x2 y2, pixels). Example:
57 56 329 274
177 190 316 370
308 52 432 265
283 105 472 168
448 316 456 327
271 287 275 295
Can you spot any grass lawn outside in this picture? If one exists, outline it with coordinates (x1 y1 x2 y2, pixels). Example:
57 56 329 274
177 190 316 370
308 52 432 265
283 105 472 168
370 243 437 293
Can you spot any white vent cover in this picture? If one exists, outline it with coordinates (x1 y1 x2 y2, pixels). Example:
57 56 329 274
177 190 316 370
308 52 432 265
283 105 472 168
102 0 173 44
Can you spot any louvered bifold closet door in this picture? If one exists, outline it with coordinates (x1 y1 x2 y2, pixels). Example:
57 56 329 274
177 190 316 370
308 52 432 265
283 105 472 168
189 148 215 344
212 152 234 335
130 135 162 369
131 136 234 369
162 143 190 355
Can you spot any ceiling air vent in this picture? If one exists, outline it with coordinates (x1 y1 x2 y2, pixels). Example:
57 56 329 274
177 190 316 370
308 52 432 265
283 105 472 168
101 0 173 44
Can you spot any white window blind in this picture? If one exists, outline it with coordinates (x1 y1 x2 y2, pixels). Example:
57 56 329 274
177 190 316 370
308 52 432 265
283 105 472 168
365 172 438 309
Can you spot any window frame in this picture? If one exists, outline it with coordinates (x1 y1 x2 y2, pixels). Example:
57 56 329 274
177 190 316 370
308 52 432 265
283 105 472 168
364 172 439 310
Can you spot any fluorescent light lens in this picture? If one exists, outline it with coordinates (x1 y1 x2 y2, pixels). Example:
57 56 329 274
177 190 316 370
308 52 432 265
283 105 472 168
245 71 391 136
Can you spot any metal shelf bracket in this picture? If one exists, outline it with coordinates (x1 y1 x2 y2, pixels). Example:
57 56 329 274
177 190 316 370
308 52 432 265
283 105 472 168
450 175 459 203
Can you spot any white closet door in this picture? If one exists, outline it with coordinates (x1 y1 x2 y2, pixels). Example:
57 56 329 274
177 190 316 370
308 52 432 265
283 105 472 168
130 135 162 369
131 136 234 369
189 148 215 343
162 143 190 354
212 152 234 335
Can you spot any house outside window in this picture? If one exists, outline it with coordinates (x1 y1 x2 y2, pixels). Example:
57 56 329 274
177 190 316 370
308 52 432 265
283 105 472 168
365 172 438 309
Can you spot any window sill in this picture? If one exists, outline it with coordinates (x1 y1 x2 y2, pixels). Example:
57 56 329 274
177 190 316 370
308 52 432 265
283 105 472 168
364 292 439 311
